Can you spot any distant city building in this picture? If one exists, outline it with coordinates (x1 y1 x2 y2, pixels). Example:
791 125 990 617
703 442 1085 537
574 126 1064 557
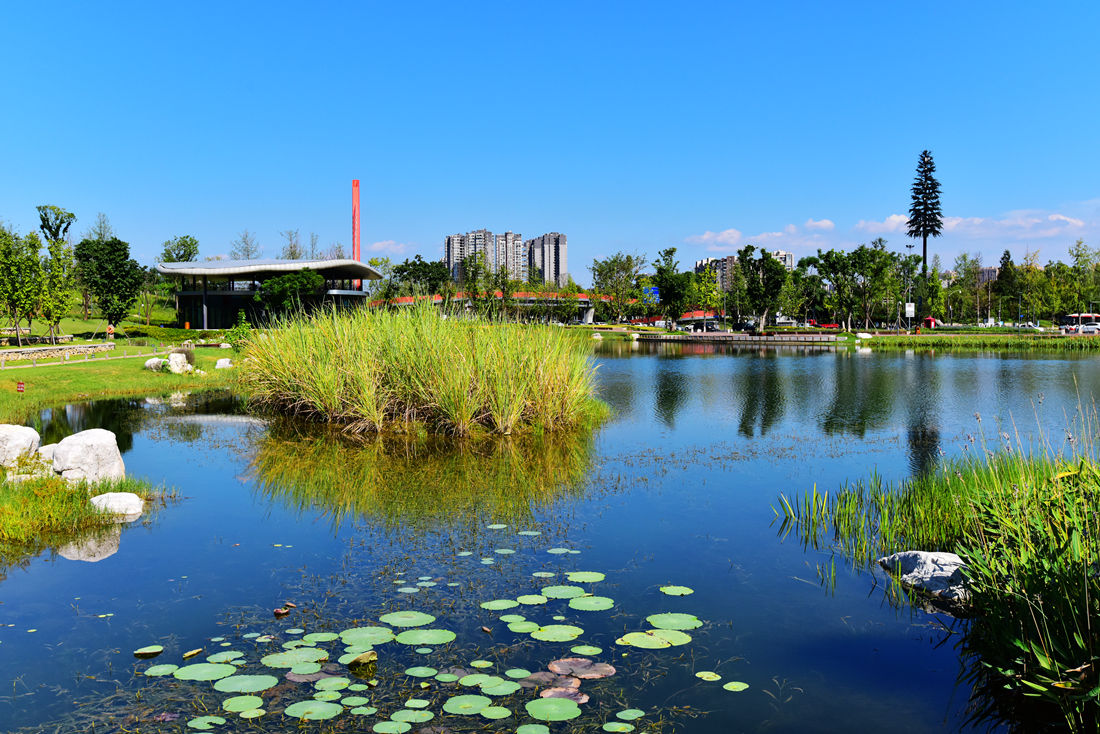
694 255 739 291
526 232 568 287
978 266 999 286
771 249 796 271
444 229 525 281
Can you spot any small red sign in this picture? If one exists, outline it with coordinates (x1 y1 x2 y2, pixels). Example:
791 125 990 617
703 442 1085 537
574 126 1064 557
16 381 25 393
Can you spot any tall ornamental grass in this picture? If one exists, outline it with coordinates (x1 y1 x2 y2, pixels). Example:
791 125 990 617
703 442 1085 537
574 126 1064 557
237 304 604 436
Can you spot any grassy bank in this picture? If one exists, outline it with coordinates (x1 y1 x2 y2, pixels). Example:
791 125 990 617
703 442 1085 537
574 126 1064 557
0 352 232 423
778 422 1100 728
239 305 607 436
866 333 1100 351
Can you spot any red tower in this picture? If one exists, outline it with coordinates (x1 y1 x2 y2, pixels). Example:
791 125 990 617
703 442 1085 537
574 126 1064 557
352 179 361 288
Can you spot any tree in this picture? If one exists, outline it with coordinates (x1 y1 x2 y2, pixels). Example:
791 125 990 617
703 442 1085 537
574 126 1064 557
159 234 200 263
0 229 42 346
850 238 895 328
256 269 323 314
230 229 261 260
324 242 348 260
82 212 114 242
393 255 450 295
280 229 303 259
77 237 144 329
590 252 645 322
738 245 788 330
907 149 943 280
40 237 79 343
36 205 76 242
308 232 320 259
651 248 691 325
687 265 721 330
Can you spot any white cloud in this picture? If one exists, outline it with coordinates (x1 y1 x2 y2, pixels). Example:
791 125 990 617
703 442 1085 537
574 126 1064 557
686 228 742 246
1049 213 1084 227
804 218 835 231
368 240 408 255
855 214 909 234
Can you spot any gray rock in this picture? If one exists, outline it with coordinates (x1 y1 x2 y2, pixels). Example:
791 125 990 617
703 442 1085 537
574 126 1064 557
219 343 232 349
166 352 193 374
38 443 58 463
215 358 233 369
90 491 143 522
144 357 167 371
58 525 121 562
0 424 40 467
51 429 126 483
878 550 969 604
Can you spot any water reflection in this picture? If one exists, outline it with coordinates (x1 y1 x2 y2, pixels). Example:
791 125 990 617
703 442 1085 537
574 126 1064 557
252 425 595 528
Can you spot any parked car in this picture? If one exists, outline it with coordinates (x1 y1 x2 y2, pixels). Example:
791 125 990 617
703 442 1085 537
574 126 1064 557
1080 322 1100 335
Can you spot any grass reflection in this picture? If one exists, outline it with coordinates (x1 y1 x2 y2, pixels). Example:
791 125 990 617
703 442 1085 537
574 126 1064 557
252 423 595 528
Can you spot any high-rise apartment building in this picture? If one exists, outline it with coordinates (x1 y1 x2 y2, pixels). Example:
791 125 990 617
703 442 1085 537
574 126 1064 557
771 250 796 271
694 255 739 291
525 232 568 287
444 229 525 281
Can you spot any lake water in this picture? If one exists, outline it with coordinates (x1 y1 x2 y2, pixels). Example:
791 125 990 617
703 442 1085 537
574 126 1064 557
3 344 1097 732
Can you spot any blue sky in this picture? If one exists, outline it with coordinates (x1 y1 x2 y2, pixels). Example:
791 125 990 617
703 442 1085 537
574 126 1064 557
2 2 1098 284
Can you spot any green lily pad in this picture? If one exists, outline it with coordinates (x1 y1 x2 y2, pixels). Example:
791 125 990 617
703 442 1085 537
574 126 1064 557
350 706 379 715
379 611 436 628
143 664 179 677
187 715 226 730
696 671 721 681
285 628 304 634
340 627 395 646
505 668 532 678
397 586 420 593
291 662 322 674
207 651 243 663
134 645 164 658
223 695 263 712
566 571 605 583
646 613 702 630
174 663 237 681
617 708 645 720
443 694 492 714
541 585 585 599
459 673 490 686
415 647 433 654
571 645 603 655
531 625 584 642
616 631 675 649
313 690 341 701
404 666 438 678
518 530 542 536
315 676 350 691
659 585 694 596
373 721 411 733
284 700 343 720
494 548 516 555
213 674 279 693
435 673 460 682
526 697 582 721
282 640 315 649
239 708 265 719
487 523 508 529
394 628 456 646
481 680 522 696
723 681 749 692
342 696 371 706
242 632 260 638
499 614 526 623
532 572 556 578
517 726 551 734
348 683 368 691
469 659 493 669
481 705 512 719
517 594 548 605
547 548 571 555
603 723 635 732
569 595 614 612
480 599 519 610
302 632 339 643
416 581 437 587
457 551 473 557
260 647 329 667
392 709 434 722
405 698 430 708
508 621 540 633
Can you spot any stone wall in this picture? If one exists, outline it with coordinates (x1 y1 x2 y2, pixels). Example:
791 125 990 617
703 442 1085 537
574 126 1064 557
0 343 115 365
0 334 74 346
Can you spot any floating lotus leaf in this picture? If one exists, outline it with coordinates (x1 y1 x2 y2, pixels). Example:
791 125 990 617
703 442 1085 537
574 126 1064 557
469 659 493 669
313 691 341 701
348 683 368 691
210 637 226 642
540 687 589 704
394 629 456 646
481 705 512 719
723 681 749 692
350 706 379 715
239 708 265 719
340 627 395 646
531 625 584 642
542 585 585 599
254 635 274 643
521 672 581 689
285 628 304 635
518 530 542 536
615 632 671 649
282 640 315 649
508 621 540 633
260 648 328 667
392 709 434 722
207 651 243 663
302 632 339 643
415 647 432 654
652 629 692 645
494 548 516 555
459 673 490 686
341 696 371 706
404 666 437 678
186 715 226 730
243 632 260 639
532 572 556 578
566 571 605 583
284 700 343 720
457 551 473 557
659 585 694 596
646 613 702 631
174 663 237 681
480 599 519 611
570 645 603 656
505 668 531 679
553 615 567 621
526 697 582 721
133 645 163 658
434 673 459 682
143 664 178 677
603 723 635 732
213 674 279 693
315 676 350 691
517 595 548 605
499 614 526 623
617 709 645 720
481 680 522 696
480 559 495 565
379 611 436 628
373 721 411 733
417 576 431 581
547 548 571 555
397 586 420 593
405 698 430 708
223 695 263 712
695 671 721 681
443 694 492 714
548 657 616 679
416 581 436 587
517 726 551 734
569 596 614 612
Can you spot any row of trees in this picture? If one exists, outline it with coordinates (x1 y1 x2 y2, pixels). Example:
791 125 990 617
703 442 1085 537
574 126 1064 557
227 229 347 261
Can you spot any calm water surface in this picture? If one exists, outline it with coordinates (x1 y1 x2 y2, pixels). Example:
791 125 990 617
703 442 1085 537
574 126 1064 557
2 345 1097 732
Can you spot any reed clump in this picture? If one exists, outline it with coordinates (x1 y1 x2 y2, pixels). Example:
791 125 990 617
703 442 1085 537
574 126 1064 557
237 304 606 436
869 333 1100 352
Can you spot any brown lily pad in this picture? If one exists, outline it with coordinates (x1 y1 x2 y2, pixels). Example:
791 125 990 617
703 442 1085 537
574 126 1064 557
540 687 589 704
520 672 581 689
548 657 617 680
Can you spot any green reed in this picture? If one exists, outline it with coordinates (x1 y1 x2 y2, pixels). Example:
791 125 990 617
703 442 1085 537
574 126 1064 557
868 333 1100 352
237 303 607 436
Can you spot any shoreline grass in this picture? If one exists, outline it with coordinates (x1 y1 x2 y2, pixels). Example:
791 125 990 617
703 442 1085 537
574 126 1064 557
239 305 608 436
866 333 1100 352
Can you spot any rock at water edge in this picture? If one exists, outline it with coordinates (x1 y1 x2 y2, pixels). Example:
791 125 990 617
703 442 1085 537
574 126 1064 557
144 357 167 372
878 550 969 604
0 425 40 467
90 492 144 522
51 429 126 483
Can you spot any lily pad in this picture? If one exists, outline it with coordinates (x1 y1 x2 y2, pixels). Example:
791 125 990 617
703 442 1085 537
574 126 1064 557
239 709 265 719
285 628 304 634
646 612 702 631
566 571 605 583
569 596 614 612
723 681 749 692
616 630 682 649
482 680 522 695
213 674 280 693
526 697 582 721
391 709 434 722
517 530 542 536
469 659 493 669
291 662 322 675
459 673 490 686
340 627 395 646
547 548 571 555
284 700 343 720
434 672 460 682
499 614 526 623
617 708 645 720
379 611 436 628
187 715 226 730
487 523 508 529
223 695 263 712
443 694 492 714
405 698 430 708
481 705 512 719
143 664 179 677
603 723 635 732
570 645 603 656
394 628 456 646
397 586 420 593
532 571 556 578
494 548 516 555
133 645 164 658
508 621 540 633
207 651 243 663
404 666 438 678
541 585 586 599
540 687 589 704
342 696 371 706
260 647 329 667
480 599 519 611
696 671 721 681
373 721 411 733
659 585 694 596
315 676 350 691
302 632 339 643
548 657 616 679
350 706 379 715
174 663 237 681
517 726 551 734
313 690 341 701
531 624 584 642
505 668 532 678
517 594 548 605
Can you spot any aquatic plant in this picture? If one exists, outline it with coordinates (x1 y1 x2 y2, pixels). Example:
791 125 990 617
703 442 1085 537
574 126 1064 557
237 303 607 435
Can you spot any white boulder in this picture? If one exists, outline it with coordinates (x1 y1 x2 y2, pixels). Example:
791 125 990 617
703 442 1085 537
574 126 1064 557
167 352 193 374
90 491 144 522
58 525 121 562
856 332 873 340
144 357 167 371
878 550 969 605
215 358 233 369
51 429 126 483
219 343 232 349
0 424 40 467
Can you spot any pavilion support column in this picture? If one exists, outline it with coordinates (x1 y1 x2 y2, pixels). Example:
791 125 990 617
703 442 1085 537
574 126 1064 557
202 276 208 330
